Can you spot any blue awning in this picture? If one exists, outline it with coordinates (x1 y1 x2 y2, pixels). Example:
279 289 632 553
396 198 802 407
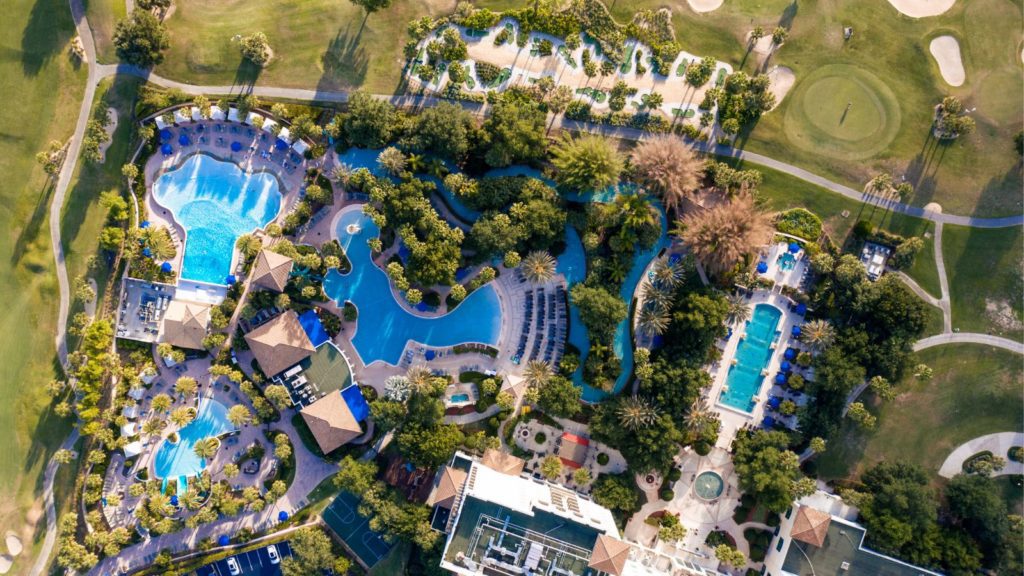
763 416 776 428
297 309 330 348
178 134 190 146
196 124 205 132
278 511 289 521
159 128 173 141
756 261 768 274
788 242 801 253
341 385 370 423
142 247 152 258
170 494 179 506
425 350 436 361
230 141 242 152
768 396 782 409
161 262 172 273
161 143 173 155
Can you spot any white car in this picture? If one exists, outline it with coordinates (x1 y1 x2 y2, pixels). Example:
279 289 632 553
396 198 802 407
267 545 280 565
226 557 241 576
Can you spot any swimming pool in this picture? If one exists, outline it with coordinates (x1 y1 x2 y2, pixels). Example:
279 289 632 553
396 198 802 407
152 154 282 284
323 209 502 366
154 399 235 480
719 304 782 412
450 393 470 403
777 252 797 272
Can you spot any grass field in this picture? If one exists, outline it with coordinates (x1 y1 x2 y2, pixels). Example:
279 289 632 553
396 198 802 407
942 224 1023 341
817 345 1024 484
83 0 125 64
0 0 87 570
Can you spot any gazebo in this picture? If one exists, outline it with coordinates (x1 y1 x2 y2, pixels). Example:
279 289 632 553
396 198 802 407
587 534 631 575
791 506 832 548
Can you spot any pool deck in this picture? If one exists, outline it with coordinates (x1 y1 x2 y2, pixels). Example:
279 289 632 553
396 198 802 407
707 291 802 448
142 120 309 286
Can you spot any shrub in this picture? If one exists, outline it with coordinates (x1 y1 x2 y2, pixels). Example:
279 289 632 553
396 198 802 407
535 432 547 444
596 452 609 466
775 208 823 241
1009 446 1023 463
694 441 711 456
494 28 511 46
475 61 501 85
659 489 675 501
667 468 682 482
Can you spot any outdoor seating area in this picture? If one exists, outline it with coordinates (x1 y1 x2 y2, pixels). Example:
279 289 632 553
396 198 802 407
758 242 811 290
511 283 568 366
117 279 178 341
860 241 892 280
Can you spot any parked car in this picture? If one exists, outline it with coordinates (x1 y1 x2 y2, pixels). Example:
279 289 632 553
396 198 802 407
227 557 241 575
267 545 280 565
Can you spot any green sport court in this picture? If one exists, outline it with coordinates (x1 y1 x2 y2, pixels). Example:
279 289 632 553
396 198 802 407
322 491 393 568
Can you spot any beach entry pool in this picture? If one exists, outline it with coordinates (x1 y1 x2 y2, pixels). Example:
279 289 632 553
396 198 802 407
719 304 782 412
152 154 282 284
154 399 235 481
323 209 502 366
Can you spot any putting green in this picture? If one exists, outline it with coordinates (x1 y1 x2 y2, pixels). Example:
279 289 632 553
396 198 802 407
783 65 901 160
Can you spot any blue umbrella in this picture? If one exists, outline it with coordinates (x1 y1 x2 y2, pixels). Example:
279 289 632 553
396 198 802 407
275 138 288 150
161 143 173 155
775 372 787 385
791 325 802 337
781 360 792 372
768 396 782 409
763 416 776 428
159 128 173 141
170 494 179 506
161 262 172 273
795 302 807 316
756 261 768 274
142 247 152 258
278 511 289 522
230 141 242 152
425 350 436 361
784 347 797 360
196 124 205 132
788 242 800 253
178 134 191 146
225 274 237 285
218 535 230 546
140 220 150 229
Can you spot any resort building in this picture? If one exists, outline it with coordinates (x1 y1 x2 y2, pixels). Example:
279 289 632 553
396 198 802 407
299 389 366 454
244 310 315 377
432 451 729 576
250 249 294 293
764 491 942 576
159 300 211 350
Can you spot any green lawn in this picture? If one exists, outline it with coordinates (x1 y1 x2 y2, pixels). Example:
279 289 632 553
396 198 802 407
83 0 125 64
817 345 1024 485
0 0 87 570
942 224 1023 341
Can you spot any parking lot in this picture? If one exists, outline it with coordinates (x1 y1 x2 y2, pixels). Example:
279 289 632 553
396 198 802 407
193 542 293 576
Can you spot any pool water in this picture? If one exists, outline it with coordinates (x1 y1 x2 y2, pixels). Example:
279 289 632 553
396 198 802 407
777 252 797 272
154 399 235 480
323 209 501 365
152 154 282 284
450 393 470 403
719 304 782 412
694 471 724 500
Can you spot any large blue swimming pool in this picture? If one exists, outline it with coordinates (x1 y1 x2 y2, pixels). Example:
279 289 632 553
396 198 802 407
719 304 782 412
154 398 235 480
152 154 282 284
323 209 502 365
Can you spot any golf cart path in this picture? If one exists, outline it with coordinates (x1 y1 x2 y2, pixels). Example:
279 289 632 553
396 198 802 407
938 432 1024 478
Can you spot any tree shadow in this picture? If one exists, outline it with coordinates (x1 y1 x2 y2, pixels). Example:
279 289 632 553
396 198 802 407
11 179 55 267
778 1 799 30
22 0 72 76
317 23 369 94
233 59 263 91
972 165 1024 218
23 356 76 487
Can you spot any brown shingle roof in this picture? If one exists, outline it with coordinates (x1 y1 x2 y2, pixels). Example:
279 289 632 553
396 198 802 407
588 534 631 575
299 392 362 454
244 310 314 377
428 467 468 509
791 506 832 548
481 448 525 476
251 249 293 292
161 300 210 350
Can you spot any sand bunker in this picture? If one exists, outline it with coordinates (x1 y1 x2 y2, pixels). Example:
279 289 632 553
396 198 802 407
0 556 10 575
4 534 21 557
687 0 723 13
767 66 796 108
929 36 965 86
886 0 956 18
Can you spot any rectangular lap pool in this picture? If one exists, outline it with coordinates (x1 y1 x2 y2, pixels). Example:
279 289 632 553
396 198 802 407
719 304 782 412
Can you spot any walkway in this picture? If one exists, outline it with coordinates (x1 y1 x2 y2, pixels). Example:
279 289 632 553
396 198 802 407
914 333 1024 354
938 432 1024 479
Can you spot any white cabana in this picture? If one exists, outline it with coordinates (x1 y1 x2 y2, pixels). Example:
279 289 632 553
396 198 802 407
245 112 263 126
261 118 278 133
227 107 241 123
173 108 191 124
122 405 139 420
191 106 202 121
154 116 168 130
210 105 226 121
139 368 157 385
291 140 310 155
127 387 145 401
277 127 292 143
120 422 137 438
123 441 144 458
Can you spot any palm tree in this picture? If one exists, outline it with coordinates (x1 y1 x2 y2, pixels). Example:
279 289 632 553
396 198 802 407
169 406 195 428
726 293 751 325
376 147 407 176
151 393 172 414
383 375 412 402
174 376 198 399
144 227 176 260
629 136 704 214
615 193 657 241
193 437 220 460
641 281 673 312
235 234 262 259
617 396 659 431
650 256 683 290
148 493 174 516
866 173 893 197
141 418 163 437
679 193 773 276
522 251 557 283
550 133 624 191
800 319 836 353
683 398 714 433
226 404 253 428
524 360 553 388
637 305 671 336
406 365 434 393
178 489 202 511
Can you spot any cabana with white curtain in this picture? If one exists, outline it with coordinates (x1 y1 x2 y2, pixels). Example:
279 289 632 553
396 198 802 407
154 116 168 130
210 105 226 121
190 106 202 121
261 118 278 133
123 441 143 458
228 107 241 122
292 139 310 155
277 127 292 143
245 111 263 126
173 108 191 124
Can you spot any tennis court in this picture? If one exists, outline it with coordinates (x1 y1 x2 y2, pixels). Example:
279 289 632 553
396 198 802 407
322 491 393 568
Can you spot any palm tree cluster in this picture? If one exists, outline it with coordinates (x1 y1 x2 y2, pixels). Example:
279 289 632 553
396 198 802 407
522 250 557 283
678 193 773 276
636 256 683 336
617 395 659 430
629 136 705 214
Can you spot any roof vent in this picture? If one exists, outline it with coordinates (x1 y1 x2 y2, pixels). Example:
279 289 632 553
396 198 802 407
840 561 850 571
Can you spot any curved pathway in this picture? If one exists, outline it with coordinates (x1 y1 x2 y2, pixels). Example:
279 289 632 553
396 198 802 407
914 333 1024 354
938 432 1024 478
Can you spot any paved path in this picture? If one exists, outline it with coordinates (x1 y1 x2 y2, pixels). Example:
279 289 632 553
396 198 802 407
938 432 1024 478
914 333 1024 354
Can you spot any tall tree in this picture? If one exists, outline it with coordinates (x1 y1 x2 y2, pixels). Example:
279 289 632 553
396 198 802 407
550 133 624 191
679 193 772 276
113 11 169 67
483 98 547 167
731 429 809 513
348 0 393 15
629 136 704 213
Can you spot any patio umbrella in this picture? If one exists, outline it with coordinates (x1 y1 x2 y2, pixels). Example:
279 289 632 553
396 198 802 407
160 143 173 155
230 141 242 152
784 347 797 360
170 494 179 507
159 128 173 141
795 302 807 316
780 360 792 372
768 396 782 409
775 372 787 385
178 134 191 146
275 138 289 150
788 242 801 253
196 124 205 132
278 511 289 522
225 274 237 285
161 262 173 273
791 325 802 337
756 261 768 274
763 416 776 428
140 220 150 229
425 350 436 361
218 535 230 546
142 247 152 258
